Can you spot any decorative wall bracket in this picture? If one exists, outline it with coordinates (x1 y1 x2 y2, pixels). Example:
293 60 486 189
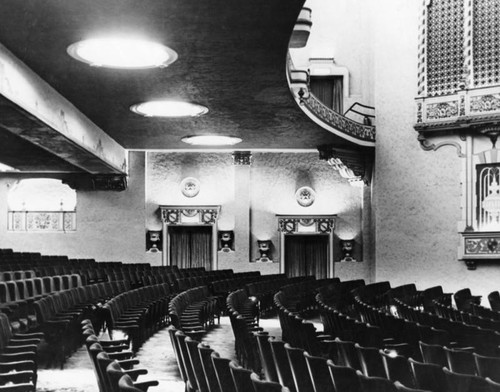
318 145 373 185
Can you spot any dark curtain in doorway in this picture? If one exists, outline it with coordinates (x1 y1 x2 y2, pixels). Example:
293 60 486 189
284 234 328 279
310 76 344 114
169 226 212 270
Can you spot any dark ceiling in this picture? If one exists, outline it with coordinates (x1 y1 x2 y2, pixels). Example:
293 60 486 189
0 0 349 161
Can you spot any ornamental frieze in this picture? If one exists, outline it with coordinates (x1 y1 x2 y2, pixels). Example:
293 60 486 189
426 101 459 120
160 205 220 225
470 94 500 113
277 215 336 234
464 237 500 254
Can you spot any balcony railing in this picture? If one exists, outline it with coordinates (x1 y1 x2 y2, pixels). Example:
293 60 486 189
287 53 375 146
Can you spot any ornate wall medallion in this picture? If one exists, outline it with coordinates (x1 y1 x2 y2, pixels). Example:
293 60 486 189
295 186 316 207
180 177 200 198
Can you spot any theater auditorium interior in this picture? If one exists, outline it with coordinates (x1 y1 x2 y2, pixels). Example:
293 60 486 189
1 0 500 391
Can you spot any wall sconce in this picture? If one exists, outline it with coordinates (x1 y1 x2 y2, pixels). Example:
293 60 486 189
257 240 273 263
218 230 235 252
146 230 162 253
339 239 356 262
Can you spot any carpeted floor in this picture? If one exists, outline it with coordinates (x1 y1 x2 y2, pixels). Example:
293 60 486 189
36 315 287 392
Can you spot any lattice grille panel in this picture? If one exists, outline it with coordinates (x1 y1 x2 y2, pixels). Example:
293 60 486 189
427 0 464 95
473 0 500 87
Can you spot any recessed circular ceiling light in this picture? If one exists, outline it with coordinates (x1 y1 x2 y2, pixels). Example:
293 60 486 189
181 135 243 146
67 37 177 69
130 100 208 117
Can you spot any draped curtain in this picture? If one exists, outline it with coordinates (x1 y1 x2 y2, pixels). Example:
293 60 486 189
169 226 212 270
284 234 328 279
310 76 344 114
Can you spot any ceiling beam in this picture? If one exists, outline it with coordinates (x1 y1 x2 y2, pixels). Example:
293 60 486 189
0 43 127 174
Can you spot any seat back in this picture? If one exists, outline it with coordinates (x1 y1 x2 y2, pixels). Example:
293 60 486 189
198 343 221 392
444 347 476 375
229 361 253 392
473 353 500 382
408 358 446 392
419 342 447 367
303 351 334 392
443 367 489 392
269 338 296 392
326 360 361 392
211 352 236 392
380 350 415 388
356 344 386 378
284 344 314 392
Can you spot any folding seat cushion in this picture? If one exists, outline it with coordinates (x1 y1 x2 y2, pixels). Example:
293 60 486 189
106 361 158 392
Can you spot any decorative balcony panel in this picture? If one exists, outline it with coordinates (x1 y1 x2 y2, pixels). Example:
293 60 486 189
415 86 500 132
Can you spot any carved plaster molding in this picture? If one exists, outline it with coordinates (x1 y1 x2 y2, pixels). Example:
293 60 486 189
277 215 336 234
91 174 127 191
159 205 220 225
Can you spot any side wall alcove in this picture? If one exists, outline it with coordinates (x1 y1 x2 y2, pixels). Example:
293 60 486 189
277 214 336 277
159 205 221 269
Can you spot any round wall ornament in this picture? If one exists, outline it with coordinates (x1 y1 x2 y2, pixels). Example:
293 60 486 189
295 186 315 207
180 177 200 198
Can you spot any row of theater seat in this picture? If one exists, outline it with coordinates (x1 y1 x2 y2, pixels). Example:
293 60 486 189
103 283 172 352
168 286 220 336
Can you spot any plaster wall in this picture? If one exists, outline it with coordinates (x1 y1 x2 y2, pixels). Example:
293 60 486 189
146 152 370 279
372 0 500 302
0 151 146 263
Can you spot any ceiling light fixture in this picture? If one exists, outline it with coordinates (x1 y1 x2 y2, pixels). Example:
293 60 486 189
67 37 177 69
181 135 243 146
130 100 208 117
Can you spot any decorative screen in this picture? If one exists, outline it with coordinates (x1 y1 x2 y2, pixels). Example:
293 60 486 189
473 0 500 87
426 0 465 95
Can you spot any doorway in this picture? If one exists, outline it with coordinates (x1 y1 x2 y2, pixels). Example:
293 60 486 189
169 225 212 270
284 234 329 279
